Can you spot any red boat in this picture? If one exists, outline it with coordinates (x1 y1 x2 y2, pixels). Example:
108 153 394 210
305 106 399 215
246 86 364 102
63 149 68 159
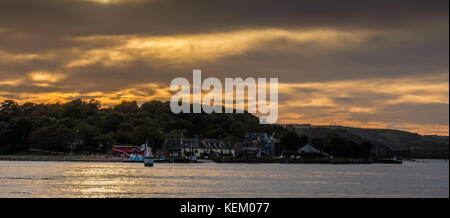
112 145 142 157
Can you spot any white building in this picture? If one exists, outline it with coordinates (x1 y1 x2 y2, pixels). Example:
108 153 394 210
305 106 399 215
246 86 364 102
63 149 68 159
298 144 331 157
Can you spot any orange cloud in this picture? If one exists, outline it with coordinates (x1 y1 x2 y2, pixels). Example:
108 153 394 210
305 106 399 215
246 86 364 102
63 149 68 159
29 71 66 83
66 28 372 67
0 79 23 86
0 26 447 135
2 73 447 135
2 82 171 107
276 73 449 135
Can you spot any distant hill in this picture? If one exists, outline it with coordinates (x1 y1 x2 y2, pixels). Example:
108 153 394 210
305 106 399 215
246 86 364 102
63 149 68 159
290 125 449 159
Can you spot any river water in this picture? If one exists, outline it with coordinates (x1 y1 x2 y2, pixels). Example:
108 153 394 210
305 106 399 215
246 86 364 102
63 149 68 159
0 160 448 198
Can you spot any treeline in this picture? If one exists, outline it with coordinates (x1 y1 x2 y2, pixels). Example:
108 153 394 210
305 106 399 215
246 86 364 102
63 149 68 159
0 99 374 158
279 131 373 158
0 99 284 154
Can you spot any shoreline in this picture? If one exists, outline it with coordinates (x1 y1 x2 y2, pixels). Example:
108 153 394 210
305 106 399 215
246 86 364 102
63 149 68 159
0 155 123 162
0 155 403 164
212 158 403 164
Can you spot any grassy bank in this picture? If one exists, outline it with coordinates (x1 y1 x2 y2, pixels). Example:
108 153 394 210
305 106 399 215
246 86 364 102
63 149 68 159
0 154 123 162
212 157 402 164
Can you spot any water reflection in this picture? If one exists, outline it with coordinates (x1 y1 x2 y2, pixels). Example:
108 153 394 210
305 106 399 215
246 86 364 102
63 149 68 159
0 160 448 198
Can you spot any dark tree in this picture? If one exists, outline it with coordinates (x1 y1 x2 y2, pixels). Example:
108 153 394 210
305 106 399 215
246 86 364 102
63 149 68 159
114 101 140 113
229 122 244 138
140 101 163 113
74 122 100 152
132 125 163 151
0 99 290 155
311 138 325 151
0 100 20 116
280 131 302 152
299 135 308 146
204 125 226 139
165 119 193 134
0 116 54 154
28 124 75 152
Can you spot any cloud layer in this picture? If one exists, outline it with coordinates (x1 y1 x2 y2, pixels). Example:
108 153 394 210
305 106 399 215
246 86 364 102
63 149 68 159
0 0 448 135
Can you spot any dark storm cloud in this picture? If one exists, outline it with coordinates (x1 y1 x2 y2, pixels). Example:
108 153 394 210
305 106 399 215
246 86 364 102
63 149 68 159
0 0 448 38
0 0 448 135
0 84 67 94
364 103 449 126
0 0 447 85
201 23 449 83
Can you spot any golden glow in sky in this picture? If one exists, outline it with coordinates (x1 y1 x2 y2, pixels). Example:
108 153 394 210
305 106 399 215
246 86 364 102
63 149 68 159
0 0 448 135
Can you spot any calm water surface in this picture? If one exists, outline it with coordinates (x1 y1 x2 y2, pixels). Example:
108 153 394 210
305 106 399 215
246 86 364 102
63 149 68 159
0 160 448 197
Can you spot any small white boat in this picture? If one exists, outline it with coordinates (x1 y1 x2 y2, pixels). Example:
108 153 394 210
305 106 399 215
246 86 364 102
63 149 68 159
144 145 154 167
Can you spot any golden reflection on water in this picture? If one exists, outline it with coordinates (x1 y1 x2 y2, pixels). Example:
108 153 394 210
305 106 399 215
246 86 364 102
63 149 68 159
0 161 448 198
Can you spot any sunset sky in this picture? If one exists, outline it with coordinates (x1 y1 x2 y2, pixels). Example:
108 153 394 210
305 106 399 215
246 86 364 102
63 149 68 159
0 0 448 135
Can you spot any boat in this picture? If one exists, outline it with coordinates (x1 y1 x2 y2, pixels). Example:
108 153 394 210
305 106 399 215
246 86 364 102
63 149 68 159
122 155 145 162
121 142 168 163
143 148 154 167
121 143 154 167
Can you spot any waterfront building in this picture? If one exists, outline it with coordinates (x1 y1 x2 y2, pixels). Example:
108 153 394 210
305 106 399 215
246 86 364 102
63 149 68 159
298 144 331 157
163 138 235 159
